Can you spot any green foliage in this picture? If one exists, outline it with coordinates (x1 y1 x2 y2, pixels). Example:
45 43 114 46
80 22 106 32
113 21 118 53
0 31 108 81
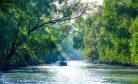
0 0 86 70
73 29 84 49
74 0 138 66
98 0 138 65
129 16 138 66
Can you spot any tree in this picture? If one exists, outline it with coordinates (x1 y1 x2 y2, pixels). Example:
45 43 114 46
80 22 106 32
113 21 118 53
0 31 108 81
74 0 138 66
0 0 87 70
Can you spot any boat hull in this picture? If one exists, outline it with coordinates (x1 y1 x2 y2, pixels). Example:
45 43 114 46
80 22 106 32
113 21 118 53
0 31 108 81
58 62 67 66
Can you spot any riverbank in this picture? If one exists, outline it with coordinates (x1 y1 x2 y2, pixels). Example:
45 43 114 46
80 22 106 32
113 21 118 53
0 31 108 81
92 60 138 68
0 59 55 71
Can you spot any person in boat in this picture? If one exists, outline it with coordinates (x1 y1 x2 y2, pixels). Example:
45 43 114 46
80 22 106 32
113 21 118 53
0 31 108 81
58 54 67 66
58 54 65 63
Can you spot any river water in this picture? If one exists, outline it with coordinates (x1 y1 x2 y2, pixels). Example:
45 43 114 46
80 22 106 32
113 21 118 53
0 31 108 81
0 60 138 84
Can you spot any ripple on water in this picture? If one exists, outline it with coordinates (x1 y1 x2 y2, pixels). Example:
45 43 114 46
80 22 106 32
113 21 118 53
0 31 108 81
1 61 138 84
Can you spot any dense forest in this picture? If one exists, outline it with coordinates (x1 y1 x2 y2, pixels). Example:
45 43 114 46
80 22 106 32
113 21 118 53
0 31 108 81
73 0 138 66
0 0 87 70
0 0 138 71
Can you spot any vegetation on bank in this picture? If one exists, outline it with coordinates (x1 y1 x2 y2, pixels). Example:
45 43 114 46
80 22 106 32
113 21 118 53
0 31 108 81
73 0 138 67
0 0 138 71
0 0 86 70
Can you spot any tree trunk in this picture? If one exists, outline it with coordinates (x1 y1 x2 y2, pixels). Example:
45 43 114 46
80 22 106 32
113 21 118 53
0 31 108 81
0 42 17 71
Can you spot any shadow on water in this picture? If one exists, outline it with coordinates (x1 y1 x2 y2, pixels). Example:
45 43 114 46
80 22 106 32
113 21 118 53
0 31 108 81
84 63 138 84
85 64 137 69
0 65 55 84
3 66 49 74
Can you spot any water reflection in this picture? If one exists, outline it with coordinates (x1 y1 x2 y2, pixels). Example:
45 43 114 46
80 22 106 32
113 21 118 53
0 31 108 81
0 60 138 84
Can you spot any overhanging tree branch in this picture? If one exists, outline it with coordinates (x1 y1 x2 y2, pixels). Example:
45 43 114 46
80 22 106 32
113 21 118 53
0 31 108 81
16 9 87 50
29 9 87 34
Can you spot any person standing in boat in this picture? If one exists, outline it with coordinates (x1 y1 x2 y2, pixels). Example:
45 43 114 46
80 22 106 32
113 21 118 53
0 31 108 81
58 54 65 63
58 54 67 66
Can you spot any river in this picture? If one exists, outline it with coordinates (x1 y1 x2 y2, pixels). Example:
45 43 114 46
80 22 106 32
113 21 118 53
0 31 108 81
0 60 138 84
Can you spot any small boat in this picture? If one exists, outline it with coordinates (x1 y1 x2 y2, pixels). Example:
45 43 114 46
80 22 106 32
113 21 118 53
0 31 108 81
58 61 67 66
